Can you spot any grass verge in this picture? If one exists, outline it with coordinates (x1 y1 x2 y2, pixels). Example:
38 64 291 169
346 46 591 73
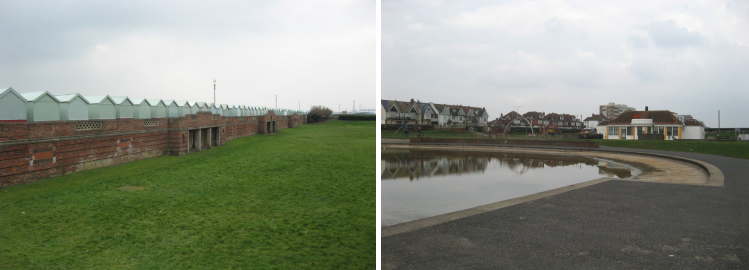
597 139 749 160
0 120 375 269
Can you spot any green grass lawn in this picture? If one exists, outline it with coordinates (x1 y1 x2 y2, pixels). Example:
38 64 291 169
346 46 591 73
0 120 375 269
597 139 749 160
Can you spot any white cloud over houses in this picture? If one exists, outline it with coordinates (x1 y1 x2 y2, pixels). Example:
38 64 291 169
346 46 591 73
383 0 749 127
0 1 375 113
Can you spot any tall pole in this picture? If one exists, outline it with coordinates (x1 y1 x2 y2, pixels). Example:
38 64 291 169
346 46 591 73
718 110 720 131
213 79 216 105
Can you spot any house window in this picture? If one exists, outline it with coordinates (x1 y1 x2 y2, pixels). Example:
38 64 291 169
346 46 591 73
609 126 619 135
626 126 632 135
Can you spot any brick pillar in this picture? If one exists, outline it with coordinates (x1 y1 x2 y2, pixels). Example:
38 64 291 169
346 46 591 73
207 127 212 148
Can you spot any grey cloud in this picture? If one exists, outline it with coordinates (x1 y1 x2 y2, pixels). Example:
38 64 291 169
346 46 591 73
643 20 703 48
628 35 649 49
544 17 564 33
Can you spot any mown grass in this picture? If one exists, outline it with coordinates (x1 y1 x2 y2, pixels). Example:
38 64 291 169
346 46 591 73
597 139 749 160
0 120 375 269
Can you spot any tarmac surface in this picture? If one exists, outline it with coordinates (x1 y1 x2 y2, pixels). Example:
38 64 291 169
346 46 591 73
381 146 749 269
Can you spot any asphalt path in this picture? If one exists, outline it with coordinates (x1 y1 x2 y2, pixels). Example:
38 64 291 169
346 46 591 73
382 146 749 269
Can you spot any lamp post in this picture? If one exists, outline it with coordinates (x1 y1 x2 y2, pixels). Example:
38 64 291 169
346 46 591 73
213 79 216 105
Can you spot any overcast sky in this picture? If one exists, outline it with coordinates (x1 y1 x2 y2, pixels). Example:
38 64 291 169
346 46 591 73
1 0 375 113
383 0 748 127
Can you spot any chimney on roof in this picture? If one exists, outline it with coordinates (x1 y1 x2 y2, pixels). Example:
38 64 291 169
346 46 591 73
410 99 414 105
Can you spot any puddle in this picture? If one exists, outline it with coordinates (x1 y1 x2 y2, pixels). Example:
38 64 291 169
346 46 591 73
382 149 639 226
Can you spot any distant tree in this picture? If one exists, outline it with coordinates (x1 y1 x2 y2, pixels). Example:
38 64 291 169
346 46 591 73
308 105 333 123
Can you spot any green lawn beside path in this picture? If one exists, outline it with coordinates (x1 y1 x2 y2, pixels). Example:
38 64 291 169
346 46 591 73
597 139 749 160
0 120 375 269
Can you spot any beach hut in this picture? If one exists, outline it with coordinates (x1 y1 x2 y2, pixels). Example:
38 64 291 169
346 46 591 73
163 100 179 117
220 104 230 116
110 96 134 119
0 87 28 122
20 91 61 122
196 102 210 112
84 95 116 120
189 102 199 114
147 99 167 118
130 98 152 119
229 105 241 116
55 94 89 121
209 103 218 114
175 100 190 116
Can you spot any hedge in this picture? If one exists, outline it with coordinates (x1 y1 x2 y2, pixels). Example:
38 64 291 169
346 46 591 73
338 114 376 121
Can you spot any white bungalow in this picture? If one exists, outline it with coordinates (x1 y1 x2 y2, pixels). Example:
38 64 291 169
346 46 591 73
111 96 134 119
21 91 61 122
84 95 117 120
130 98 152 119
147 99 167 118
0 87 28 122
603 110 692 140
163 100 179 118
175 100 190 116
55 94 90 121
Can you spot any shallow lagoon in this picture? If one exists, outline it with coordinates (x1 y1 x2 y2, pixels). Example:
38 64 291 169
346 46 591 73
382 149 638 226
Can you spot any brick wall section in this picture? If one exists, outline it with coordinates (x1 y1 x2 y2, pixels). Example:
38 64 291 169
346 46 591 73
410 137 599 148
0 111 307 187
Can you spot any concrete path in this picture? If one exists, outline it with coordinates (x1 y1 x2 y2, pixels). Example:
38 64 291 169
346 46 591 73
382 146 749 269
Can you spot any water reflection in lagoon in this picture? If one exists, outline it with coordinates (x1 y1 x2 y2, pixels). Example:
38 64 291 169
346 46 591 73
382 149 637 227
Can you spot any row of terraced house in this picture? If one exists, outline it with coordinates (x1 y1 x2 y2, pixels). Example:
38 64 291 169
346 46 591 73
380 99 490 131
489 111 584 132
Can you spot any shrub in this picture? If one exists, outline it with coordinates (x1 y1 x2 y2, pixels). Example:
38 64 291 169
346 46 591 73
308 105 333 123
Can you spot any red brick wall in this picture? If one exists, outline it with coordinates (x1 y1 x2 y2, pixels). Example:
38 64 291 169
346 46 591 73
0 111 307 188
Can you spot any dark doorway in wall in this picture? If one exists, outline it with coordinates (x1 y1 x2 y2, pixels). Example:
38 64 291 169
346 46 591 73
211 127 219 146
201 129 208 149
267 122 272 134
189 130 197 150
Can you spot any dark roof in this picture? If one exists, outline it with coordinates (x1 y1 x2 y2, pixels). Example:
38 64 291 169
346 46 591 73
609 110 682 125
598 120 610 126
381 100 389 109
684 119 705 126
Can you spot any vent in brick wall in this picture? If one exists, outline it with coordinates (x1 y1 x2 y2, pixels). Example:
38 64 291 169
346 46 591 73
75 121 102 131
213 115 218 120
143 119 160 127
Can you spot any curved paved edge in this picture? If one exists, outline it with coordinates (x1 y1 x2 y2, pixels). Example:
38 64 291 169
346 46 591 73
585 148 724 186
382 178 613 237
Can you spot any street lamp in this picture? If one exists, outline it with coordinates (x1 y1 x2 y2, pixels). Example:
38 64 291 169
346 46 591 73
213 79 216 105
